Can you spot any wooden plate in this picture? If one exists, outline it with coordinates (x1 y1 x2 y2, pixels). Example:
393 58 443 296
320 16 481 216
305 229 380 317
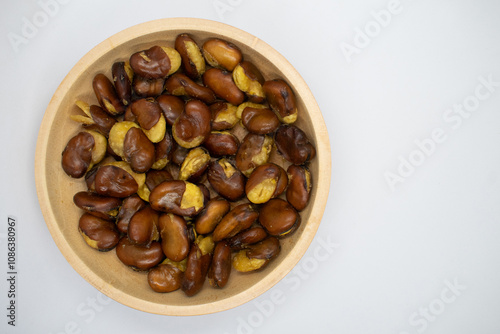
35 18 331 315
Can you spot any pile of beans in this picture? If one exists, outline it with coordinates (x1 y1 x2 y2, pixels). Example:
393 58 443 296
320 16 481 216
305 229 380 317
61 34 316 296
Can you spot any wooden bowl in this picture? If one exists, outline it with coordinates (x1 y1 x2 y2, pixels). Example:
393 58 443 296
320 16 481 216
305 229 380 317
35 18 331 315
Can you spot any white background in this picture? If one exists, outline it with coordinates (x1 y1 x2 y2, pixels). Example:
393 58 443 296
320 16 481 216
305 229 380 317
1 0 500 333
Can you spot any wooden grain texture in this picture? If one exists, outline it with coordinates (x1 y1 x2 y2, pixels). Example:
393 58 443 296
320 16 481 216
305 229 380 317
35 18 331 316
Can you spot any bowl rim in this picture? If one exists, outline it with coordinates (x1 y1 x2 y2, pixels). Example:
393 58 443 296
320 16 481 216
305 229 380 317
35 17 331 316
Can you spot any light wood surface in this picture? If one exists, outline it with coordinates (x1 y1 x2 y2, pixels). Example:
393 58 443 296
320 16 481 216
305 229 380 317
35 18 331 316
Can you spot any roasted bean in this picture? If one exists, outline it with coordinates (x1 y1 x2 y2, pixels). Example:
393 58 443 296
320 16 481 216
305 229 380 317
123 127 155 173
208 241 232 288
170 141 189 165
157 94 184 126
179 147 210 182
150 180 205 217
164 73 215 104
108 121 140 159
148 263 183 293
71 101 117 137
241 107 280 135
227 227 268 251
195 197 230 235
202 38 242 71
275 124 316 165
130 98 166 143
172 99 211 148
263 79 297 124
235 133 273 177
212 203 258 242
94 161 147 199
93 73 126 115
132 76 165 98
78 213 120 251
111 61 133 106
245 163 288 204
62 130 106 178
210 101 238 130
286 165 312 211
232 237 280 272
259 199 300 237
236 101 266 119
151 130 173 170
73 191 121 220
203 68 245 105
203 131 239 157
175 33 206 79
232 61 265 103
145 169 173 192
115 237 164 271
116 194 146 234
198 183 211 206
129 45 180 79
181 242 212 297
158 213 190 262
207 158 245 201
128 206 159 246
85 166 98 192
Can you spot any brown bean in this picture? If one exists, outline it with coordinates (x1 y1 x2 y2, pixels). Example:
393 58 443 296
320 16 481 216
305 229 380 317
132 76 165 98
202 38 242 71
232 61 265 103
247 237 281 260
203 131 239 157
212 203 258 242
275 124 316 165
73 191 122 220
172 99 211 148
262 79 297 124
123 127 155 173
170 141 189 165
241 107 280 135
115 237 164 271
195 197 231 235
207 158 245 201
181 243 212 297
245 163 288 204
208 241 232 288
93 73 126 115
145 170 173 192
116 194 146 234
71 103 117 137
85 166 98 192
210 101 239 130
158 213 190 262
198 183 211 207
235 133 273 177
94 164 138 198
164 73 215 104
227 227 268 251
128 206 159 246
151 129 173 170
157 94 184 126
78 213 120 251
179 147 210 182
129 45 180 79
286 165 312 211
111 61 133 106
148 264 183 293
61 132 94 178
175 33 206 79
149 180 205 217
203 68 245 105
130 98 161 130
259 199 300 237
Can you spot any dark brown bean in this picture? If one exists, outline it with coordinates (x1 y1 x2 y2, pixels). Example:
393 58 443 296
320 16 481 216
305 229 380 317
245 163 288 204
123 127 155 173
275 124 316 165
130 98 161 130
148 264 183 293
145 170 173 192
195 197 231 235
259 199 300 237
164 73 216 104
158 213 190 262
212 203 258 242
61 132 94 178
262 79 297 124
149 180 205 217
129 46 173 79
227 227 268 251
111 61 133 106
115 237 164 271
170 141 189 165
151 130 173 170
157 94 184 126
207 158 245 201
78 213 120 251
286 165 312 211
93 73 125 115
241 107 280 134
73 191 122 220
203 68 245 105
94 164 138 198
132 76 165 98
175 33 206 79
172 99 211 148
208 241 232 288
116 194 146 234
181 243 212 297
203 131 239 157
247 237 281 260
235 133 273 177
128 206 159 246
87 105 117 136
